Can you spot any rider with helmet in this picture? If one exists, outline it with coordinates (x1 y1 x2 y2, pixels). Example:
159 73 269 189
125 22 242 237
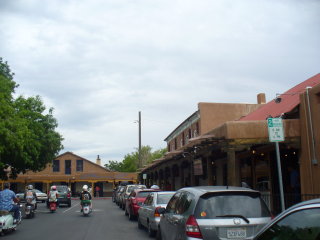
80 185 92 212
0 182 20 224
24 184 37 210
48 185 59 207
150 185 160 190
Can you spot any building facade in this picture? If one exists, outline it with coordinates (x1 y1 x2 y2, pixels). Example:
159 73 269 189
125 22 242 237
1 152 138 197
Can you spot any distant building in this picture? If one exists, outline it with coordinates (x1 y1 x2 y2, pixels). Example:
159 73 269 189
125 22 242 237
1 152 137 197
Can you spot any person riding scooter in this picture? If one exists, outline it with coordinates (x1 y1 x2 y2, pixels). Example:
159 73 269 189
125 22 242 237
24 185 37 210
48 185 58 205
0 183 20 224
80 185 92 212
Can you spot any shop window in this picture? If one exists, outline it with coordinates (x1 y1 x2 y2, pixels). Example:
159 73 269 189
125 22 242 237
76 160 83 172
65 160 71 174
52 160 60 172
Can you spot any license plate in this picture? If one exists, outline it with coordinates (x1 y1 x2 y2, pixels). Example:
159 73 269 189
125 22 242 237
227 228 246 239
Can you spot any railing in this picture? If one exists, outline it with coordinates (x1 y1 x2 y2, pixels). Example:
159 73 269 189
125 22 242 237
261 192 320 214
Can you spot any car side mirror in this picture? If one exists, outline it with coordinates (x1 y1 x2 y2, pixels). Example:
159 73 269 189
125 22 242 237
157 207 166 214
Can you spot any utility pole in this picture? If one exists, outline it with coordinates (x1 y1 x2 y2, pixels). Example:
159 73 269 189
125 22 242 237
138 111 142 168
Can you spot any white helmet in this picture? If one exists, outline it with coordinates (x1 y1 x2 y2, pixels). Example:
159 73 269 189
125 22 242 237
151 185 160 189
83 185 88 191
27 185 33 190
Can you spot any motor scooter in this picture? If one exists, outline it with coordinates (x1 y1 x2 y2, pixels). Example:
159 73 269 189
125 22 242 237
82 202 92 216
0 204 22 236
49 201 57 213
25 202 35 218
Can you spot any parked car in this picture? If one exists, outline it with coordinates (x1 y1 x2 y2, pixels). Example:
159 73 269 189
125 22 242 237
115 186 126 206
254 198 320 240
138 191 176 237
120 184 146 210
125 188 161 220
47 185 71 207
156 186 271 240
16 189 48 203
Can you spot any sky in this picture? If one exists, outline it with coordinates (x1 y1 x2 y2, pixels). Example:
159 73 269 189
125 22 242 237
0 0 319 166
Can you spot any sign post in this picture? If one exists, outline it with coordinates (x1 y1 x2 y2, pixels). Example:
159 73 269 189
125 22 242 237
268 118 285 212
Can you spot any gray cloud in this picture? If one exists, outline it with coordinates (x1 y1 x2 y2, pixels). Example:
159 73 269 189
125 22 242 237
1 0 319 165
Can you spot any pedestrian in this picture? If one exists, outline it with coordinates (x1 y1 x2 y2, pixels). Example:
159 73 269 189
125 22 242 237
95 185 100 197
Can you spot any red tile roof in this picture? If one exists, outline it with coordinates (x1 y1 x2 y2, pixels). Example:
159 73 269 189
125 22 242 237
240 74 320 121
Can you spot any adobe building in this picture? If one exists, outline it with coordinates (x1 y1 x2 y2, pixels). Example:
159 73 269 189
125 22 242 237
140 73 320 214
1 152 138 197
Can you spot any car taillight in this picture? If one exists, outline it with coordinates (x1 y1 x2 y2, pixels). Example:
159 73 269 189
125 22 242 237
186 215 203 239
154 207 161 217
67 193 71 198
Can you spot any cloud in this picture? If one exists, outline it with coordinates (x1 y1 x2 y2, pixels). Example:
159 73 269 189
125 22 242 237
0 0 319 164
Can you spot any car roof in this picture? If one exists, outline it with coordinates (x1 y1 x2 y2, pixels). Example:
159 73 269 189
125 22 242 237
177 186 258 197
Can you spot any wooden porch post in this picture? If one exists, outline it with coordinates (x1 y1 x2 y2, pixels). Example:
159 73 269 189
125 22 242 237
227 148 240 186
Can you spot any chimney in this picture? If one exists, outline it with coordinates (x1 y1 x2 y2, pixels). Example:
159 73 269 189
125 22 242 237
257 93 266 104
96 155 101 165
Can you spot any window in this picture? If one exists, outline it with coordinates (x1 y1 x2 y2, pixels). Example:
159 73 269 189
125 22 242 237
157 193 175 205
76 160 83 172
52 160 60 172
257 208 320 240
174 139 177 150
166 192 182 213
176 192 193 214
65 160 71 174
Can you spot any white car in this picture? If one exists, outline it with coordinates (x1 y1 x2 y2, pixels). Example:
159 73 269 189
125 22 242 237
16 189 48 203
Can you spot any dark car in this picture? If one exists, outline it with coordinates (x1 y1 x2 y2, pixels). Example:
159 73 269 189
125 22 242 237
157 186 271 240
125 188 160 220
47 185 71 207
254 198 320 240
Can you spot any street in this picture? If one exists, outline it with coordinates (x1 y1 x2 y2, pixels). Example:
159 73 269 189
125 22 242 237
1 199 150 240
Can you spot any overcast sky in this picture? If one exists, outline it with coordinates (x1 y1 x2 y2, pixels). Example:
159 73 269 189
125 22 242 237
1 0 319 165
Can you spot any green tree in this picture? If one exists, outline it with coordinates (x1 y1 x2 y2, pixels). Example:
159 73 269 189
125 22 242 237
104 145 167 172
0 58 64 179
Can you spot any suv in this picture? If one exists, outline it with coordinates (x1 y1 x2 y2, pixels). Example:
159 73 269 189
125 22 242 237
47 185 71 207
157 186 271 240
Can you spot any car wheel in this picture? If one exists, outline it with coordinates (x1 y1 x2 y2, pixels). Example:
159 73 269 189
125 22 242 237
137 217 143 229
156 227 162 240
128 211 134 221
148 222 156 237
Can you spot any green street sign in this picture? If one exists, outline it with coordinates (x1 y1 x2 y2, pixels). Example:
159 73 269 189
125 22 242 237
267 118 284 142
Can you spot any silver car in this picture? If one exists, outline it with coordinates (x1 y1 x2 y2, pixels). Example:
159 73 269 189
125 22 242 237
157 186 271 240
138 191 176 237
254 198 320 240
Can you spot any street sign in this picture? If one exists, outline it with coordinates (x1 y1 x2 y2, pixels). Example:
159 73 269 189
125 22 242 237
142 173 147 179
267 118 284 142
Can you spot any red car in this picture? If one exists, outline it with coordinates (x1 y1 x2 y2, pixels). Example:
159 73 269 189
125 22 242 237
125 189 160 220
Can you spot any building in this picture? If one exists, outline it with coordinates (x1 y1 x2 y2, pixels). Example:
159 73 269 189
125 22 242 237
140 73 320 214
2 152 138 197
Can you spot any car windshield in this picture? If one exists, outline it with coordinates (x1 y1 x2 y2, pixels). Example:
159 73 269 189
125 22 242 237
194 192 270 219
157 193 174 204
34 189 41 193
56 186 68 192
137 191 153 198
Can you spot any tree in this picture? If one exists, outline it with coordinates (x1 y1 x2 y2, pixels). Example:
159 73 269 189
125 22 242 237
0 58 64 179
104 145 167 172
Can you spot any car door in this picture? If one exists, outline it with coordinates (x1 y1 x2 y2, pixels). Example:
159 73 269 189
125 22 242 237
140 194 153 227
161 192 182 240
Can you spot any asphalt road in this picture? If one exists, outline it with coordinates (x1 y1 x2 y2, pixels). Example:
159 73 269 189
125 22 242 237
1 199 151 240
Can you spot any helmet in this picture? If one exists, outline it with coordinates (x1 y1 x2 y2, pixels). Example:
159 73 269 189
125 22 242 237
150 185 160 189
51 185 57 190
27 185 33 190
83 185 88 191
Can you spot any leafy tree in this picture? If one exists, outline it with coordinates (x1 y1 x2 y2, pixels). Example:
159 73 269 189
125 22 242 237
0 58 64 179
104 145 167 172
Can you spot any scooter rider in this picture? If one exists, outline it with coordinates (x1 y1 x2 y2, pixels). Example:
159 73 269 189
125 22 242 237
24 185 37 210
0 182 20 224
80 185 92 212
48 185 59 206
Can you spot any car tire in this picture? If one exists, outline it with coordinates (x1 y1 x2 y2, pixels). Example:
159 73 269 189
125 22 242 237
137 217 143 229
148 222 156 237
156 227 162 240
128 211 134 221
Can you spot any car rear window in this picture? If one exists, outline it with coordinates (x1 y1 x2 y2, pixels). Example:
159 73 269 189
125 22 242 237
56 186 68 192
157 193 174 204
137 191 153 198
194 191 270 219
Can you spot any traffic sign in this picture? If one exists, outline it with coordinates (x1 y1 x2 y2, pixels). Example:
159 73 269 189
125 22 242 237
267 118 284 142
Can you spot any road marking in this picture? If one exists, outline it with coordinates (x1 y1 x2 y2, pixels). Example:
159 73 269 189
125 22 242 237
63 202 80 213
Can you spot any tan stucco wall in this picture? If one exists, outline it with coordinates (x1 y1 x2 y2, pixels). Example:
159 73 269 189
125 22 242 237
198 102 262 135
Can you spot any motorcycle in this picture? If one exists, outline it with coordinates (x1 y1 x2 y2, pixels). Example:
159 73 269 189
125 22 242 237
0 204 22 236
25 203 35 218
49 201 57 213
82 202 92 216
